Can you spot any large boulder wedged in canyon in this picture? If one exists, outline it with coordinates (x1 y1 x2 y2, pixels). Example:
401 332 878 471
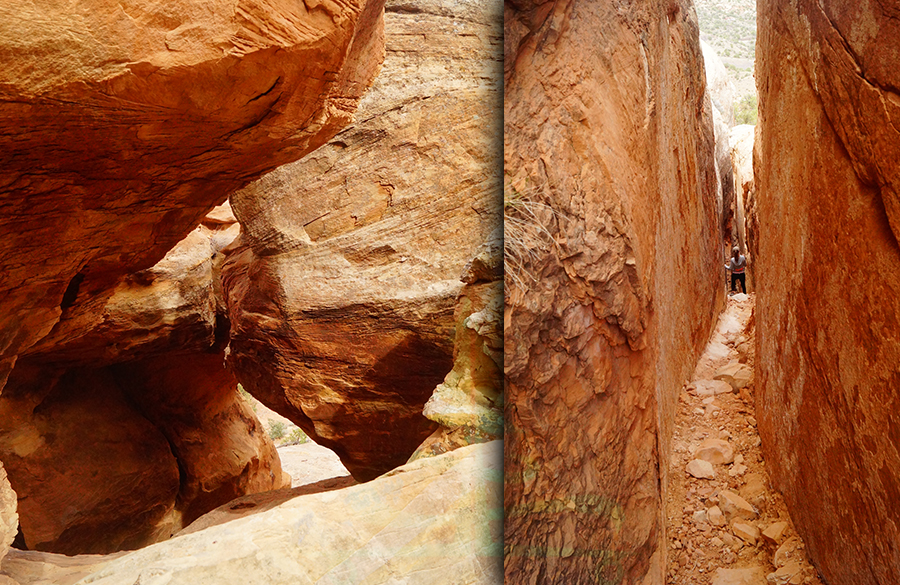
504 0 722 582
0 0 386 391
1 441 503 585
224 0 502 482
756 2 900 584
0 215 285 554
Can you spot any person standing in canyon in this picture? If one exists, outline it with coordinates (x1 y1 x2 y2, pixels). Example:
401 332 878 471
725 246 747 295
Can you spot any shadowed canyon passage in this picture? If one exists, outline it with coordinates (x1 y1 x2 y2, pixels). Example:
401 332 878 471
0 0 502 582
504 0 900 584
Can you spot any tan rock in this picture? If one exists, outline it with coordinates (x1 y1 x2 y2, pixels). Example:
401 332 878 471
739 473 768 509
0 463 16 565
687 459 717 480
224 0 501 482
768 561 804 585
757 1 900 584
733 521 761 546
708 505 726 527
762 521 789 546
714 362 753 391
774 537 803 569
692 379 735 397
695 438 735 465
3 442 502 585
0 0 386 394
711 566 768 585
718 490 757 522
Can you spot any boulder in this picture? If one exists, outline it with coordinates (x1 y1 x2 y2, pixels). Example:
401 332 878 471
708 505 726 527
686 459 716 480
732 521 761 546
714 362 753 391
0 216 285 554
0 0 386 392
0 442 502 585
0 464 15 565
224 0 502 482
718 490 757 522
695 438 735 465
692 379 735 397
762 521 789 546
756 1 900 583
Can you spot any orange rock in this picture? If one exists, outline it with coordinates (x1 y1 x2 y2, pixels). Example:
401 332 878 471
223 0 502 482
503 0 723 582
756 2 900 583
0 0 386 392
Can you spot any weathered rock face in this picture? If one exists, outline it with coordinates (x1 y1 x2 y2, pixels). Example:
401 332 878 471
1 441 503 585
0 0 386 391
0 464 15 566
504 0 722 582
756 1 900 583
0 214 284 554
730 124 755 263
224 0 502 482
703 41 736 242
411 237 503 462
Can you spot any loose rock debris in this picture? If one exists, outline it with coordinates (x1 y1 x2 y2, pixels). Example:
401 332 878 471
666 293 824 585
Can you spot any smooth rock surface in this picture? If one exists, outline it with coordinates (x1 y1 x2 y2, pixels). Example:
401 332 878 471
695 438 735 465
1 442 502 585
0 0 386 392
687 459 716 480
224 0 502 482
693 379 736 397
756 1 900 583
732 522 760 545
504 0 723 582
719 490 757 522
714 362 753 391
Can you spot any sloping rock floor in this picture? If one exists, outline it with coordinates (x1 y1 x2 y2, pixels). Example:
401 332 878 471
666 293 825 585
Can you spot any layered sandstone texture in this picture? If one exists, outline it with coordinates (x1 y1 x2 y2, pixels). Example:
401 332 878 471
756 1 900 584
703 41 737 241
0 0 386 391
0 442 503 585
225 0 502 482
730 125 755 261
504 0 722 582
0 214 285 555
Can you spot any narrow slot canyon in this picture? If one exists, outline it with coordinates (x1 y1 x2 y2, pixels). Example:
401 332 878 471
504 1 899 585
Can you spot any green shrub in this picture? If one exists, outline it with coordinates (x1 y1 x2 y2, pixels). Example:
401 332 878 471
285 427 310 445
734 94 758 125
268 420 286 440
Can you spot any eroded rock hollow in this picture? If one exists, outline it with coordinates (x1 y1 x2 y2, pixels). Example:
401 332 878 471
756 1 900 583
0 0 388 555
504 0 722 582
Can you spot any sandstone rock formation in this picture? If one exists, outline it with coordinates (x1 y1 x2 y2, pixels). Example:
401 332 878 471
0 214 284 554
0 442 503 585
756 1 900 583
224 0 502 482
702 41 737 239
0 465 15 567
412 237 503 461
0 0 386 392
504 0 723 582
730 125 755 260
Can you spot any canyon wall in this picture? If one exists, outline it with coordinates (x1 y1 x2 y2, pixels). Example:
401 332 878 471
755 1 900 583
225 0 502 482
504 0 722 582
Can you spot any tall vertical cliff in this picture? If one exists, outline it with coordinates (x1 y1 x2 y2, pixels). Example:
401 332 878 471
504 0 722 582
756 1 900 583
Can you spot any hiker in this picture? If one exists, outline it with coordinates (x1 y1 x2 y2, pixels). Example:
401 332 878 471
725 246 747 294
